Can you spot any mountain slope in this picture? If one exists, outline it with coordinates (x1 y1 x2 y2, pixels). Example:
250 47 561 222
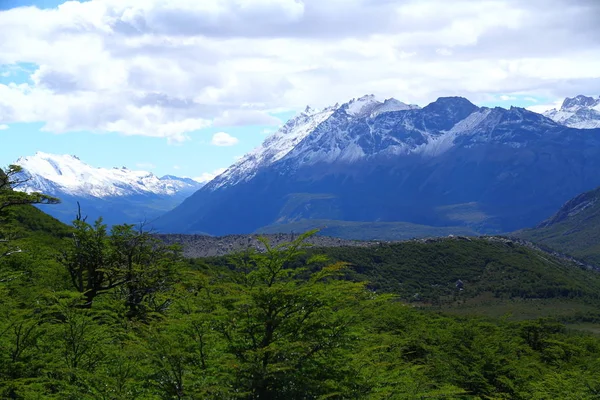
516 186 600 265
544 95 600 129
255 219 478 241
155 95 600 237
14 152 203 226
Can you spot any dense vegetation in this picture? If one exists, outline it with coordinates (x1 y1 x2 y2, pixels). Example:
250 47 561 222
517 186 600 265
3 167 600 398
297 238 600 304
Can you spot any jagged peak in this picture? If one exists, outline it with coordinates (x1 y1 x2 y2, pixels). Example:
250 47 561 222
13 153 200 198
561 95 599 110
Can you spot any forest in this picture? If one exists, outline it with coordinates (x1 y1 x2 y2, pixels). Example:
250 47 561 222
2 166 600 399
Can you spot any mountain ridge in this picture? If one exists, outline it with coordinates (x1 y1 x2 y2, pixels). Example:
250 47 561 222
155 94 600 236
544 94 600 129
13 152 204 226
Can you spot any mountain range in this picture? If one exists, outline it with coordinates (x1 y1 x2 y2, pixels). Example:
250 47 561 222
13 152 203 226
12 94 600 239
543 95 600 129
154 94 600 237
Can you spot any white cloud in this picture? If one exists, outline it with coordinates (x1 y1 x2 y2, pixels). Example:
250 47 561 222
435 48 453 56
499 95 517 101
213 110 281 127
211 131 239 146
0 124 8 130
0 0 599 141
526 99 564 114
194 167 227 184
173 164 181 170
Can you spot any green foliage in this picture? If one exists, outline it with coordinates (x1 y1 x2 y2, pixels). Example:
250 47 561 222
2 203 600 398
59 216 183 315
0 164 60 214
293 237 600 305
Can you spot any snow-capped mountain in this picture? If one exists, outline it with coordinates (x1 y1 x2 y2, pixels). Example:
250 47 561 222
544 95 600 129
155 95 600 237
14 152 203 226
210 95 420 190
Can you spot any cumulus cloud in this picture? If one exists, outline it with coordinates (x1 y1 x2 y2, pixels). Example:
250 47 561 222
0 124 8 130
211 131 239 146
194 167 227 184
0 0 599 140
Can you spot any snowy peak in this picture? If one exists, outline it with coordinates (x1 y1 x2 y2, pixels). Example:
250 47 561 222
208 104 338 190
207 95 498 190
342 94 382 116
14 152 202 198
339 95 420 118
561 95 599 110
208 95 546 191
371 98 420 117
544 95 600 129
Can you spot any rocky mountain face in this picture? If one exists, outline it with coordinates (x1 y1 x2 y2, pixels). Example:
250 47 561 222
544 95 600 129
154 95 600 237
14 152 203 226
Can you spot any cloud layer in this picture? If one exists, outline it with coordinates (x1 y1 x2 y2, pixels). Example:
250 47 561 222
0 0 599 141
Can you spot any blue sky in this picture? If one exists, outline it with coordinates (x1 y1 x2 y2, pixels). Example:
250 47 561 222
1 0 597 180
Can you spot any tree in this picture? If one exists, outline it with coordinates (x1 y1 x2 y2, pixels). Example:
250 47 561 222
109 223 183 320
0 165 60 277
60 211 182 312
60 214 123 308
200 231 373 399
0 165 59 214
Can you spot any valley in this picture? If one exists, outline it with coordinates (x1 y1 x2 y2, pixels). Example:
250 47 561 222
3 1 600 397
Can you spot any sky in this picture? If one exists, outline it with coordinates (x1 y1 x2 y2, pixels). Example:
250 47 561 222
0 0 599 181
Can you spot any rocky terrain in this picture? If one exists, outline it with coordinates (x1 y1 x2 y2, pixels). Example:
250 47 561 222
154 233 374 258
156 232 600 273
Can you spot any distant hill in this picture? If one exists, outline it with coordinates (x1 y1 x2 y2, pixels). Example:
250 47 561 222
190 235 600 323
1 203 71 241
256 219 478 241
516 186 600 265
